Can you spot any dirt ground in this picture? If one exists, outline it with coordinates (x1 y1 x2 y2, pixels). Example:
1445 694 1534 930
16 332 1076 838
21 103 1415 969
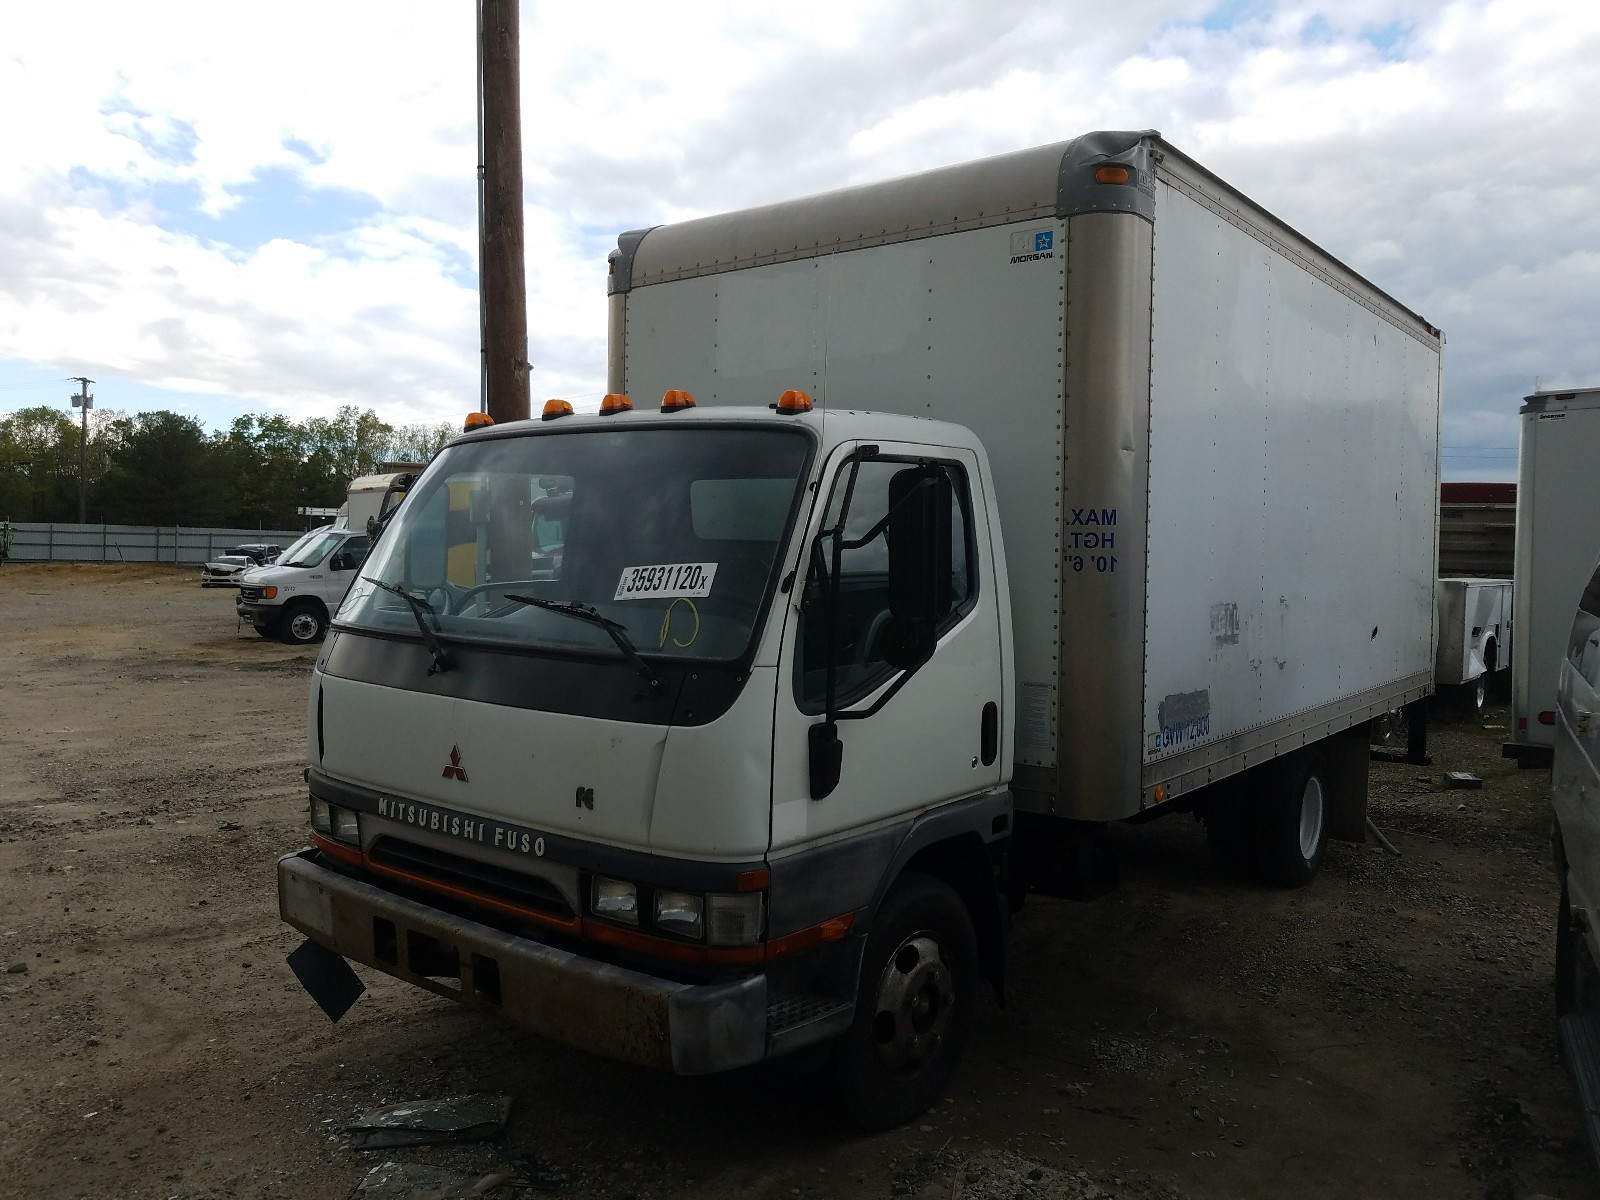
0 563 1594 1200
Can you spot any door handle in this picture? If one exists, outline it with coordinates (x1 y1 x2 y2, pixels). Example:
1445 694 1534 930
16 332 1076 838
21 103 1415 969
980 702 998 767
1579 709 1594 736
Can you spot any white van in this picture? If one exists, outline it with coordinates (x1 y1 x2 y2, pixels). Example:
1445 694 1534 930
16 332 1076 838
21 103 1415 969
236 526 371 645
1551 551 1600 1152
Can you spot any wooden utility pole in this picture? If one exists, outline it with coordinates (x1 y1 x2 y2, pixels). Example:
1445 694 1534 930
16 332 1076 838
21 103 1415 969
479 0 530 423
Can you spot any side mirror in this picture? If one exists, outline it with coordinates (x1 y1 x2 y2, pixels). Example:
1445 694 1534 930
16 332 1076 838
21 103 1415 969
883 466 953 670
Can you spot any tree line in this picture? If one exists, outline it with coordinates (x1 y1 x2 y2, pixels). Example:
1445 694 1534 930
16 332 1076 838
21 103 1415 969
0 405 456 530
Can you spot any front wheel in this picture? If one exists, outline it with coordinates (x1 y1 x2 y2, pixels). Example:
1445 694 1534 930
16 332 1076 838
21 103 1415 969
828 873 977 1131
280 603 327 646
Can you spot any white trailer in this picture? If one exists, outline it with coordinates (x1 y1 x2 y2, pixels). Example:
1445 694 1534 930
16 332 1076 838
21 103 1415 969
1436 577 1513 713
1507 387 1600 766
278 130 1441 1129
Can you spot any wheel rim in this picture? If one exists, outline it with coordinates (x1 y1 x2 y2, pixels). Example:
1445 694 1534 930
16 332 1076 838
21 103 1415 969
1473 679 1486 711
288 611 320 642
1298 775 1326 861
871 933 955 1076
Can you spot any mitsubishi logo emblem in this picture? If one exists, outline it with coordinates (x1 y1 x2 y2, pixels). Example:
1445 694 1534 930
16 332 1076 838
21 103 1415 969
442 745 468 782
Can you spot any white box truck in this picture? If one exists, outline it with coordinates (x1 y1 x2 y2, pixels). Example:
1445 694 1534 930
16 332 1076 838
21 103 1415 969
278 130 1442 1129
1506 387 1600 766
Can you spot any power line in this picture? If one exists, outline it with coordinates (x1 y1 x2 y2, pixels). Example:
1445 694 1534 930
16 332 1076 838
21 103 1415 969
0 377 76 393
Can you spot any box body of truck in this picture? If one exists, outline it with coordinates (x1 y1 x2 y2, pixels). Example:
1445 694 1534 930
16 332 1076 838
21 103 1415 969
1508 387 1600 764
609 129 1441 823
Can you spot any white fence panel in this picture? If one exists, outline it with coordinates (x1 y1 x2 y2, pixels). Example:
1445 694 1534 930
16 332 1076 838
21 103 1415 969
3 523 305 565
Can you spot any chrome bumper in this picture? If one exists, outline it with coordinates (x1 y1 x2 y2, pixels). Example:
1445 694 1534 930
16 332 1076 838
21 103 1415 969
276 850 767 1075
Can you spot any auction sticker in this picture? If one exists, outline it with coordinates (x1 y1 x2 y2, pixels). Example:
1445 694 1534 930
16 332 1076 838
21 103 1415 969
614 562 718 601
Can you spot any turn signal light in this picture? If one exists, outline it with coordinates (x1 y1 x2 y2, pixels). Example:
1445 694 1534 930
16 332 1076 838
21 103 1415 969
661 389 696 412
463 411 495 430
541 399 575 421
775 389 814 413
1095 165 1131 185
599 393 634 415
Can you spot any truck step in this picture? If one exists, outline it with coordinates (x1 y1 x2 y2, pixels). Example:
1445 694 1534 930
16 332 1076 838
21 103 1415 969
769 995 852 1034
1559 1012 1600 1170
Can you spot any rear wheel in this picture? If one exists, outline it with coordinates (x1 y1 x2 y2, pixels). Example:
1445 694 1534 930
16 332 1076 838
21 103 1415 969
828 873 977 1131
1457 676 1488 715
1254 753 1330 887
280 603 327 646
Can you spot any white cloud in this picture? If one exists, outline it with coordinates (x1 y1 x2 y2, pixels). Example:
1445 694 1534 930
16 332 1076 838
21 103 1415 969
0 0 1596 481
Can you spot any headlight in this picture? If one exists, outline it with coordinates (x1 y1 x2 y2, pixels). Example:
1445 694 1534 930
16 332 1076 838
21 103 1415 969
330 806 360 845
310 797 359 846
653 890 704 939
705 892 765 945
591 877 639 924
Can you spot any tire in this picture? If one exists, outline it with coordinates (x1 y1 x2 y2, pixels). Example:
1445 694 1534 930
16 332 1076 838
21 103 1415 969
828 873 978 1132
253 625 277 639
1557 881 1600 1017
1457 676 1487 715
280 603 327 646
1254 752 1330 888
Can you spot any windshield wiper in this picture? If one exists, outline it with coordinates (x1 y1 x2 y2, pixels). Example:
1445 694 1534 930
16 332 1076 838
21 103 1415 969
364 578 452 675
503 594 663 693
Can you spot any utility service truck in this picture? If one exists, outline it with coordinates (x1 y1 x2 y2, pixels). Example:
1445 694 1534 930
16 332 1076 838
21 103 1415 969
1435 577 1512 714
1506 386 1600 767
278 130 1442 1128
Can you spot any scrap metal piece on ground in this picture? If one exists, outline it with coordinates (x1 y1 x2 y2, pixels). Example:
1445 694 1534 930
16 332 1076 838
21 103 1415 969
1444 771 1484 789
286 937 366 1022
353 1161 514 1199
348 1094 514 1150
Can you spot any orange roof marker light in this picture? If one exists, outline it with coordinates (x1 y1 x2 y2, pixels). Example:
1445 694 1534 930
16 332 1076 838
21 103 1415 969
463 411 495 431
775 388 814 414
599 393 634 416
1095 165 1131 185
541 399 575 421
661 389 697 412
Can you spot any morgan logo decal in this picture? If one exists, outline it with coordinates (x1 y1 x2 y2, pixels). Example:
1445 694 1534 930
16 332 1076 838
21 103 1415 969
442 745 468 782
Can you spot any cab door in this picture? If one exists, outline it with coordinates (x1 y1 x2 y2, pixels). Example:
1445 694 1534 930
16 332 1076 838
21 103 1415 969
325 535 371 609
769 441 1005 852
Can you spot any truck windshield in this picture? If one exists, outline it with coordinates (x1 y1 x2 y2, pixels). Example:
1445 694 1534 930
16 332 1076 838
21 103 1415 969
282 531 343 568
337 425 812 663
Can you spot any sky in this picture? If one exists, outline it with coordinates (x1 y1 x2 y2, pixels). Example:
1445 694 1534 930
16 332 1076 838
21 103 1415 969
2 0 1597 481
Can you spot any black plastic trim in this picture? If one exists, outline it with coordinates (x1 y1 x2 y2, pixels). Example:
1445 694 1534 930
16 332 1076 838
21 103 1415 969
320 630 763 726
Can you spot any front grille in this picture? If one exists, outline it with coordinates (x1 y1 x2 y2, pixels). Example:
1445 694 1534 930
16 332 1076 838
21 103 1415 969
239 586 263 601
369 836 574 920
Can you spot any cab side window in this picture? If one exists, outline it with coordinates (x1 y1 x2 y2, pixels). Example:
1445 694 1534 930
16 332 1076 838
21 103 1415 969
797 458 976 712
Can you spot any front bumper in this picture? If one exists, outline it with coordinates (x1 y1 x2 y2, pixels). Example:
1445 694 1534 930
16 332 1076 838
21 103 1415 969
277 849 770 1075
237 598 281 627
